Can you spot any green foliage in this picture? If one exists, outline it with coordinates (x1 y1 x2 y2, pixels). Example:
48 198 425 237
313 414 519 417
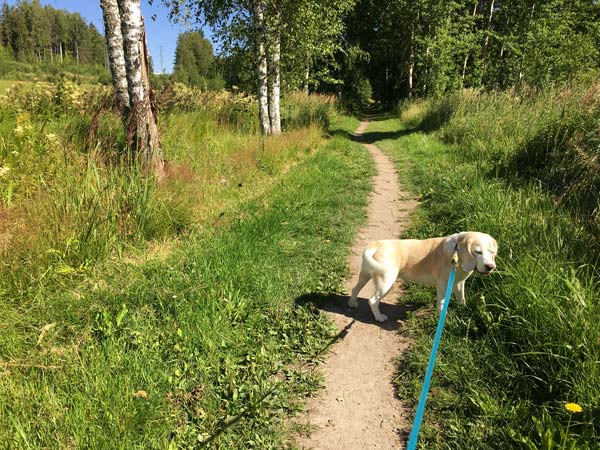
173 30 223 89
161 0 356 93
0 0 105 65
341 0 600 101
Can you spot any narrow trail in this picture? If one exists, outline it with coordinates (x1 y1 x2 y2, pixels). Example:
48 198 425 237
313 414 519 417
296 120 419 449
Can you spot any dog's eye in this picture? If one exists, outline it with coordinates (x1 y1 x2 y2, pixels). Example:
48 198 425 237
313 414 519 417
474 250 483 255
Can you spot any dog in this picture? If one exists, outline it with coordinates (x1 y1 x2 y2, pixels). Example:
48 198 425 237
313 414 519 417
348 231 498 322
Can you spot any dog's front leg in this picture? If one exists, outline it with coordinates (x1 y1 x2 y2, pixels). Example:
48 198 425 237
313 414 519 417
436 281 448 312
453 280 466 305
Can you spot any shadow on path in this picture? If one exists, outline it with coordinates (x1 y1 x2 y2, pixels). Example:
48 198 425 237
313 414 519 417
295 292 421 333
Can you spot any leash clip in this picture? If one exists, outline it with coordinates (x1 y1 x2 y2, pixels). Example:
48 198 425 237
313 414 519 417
451 250 459 267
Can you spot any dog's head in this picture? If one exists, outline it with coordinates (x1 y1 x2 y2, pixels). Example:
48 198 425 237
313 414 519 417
443 232 498 275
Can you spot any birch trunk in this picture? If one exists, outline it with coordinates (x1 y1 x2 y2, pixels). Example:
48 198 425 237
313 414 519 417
483 0 495 56
462 1 479 83
100 0 130 122
268 30 281 135
518 3 536 82
59 41 63 63
117 0 165 179
252 0 271 136
303 64 309 95
408 24 415 97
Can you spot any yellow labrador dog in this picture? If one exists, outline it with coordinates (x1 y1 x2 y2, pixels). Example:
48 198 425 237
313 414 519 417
348 232 498 322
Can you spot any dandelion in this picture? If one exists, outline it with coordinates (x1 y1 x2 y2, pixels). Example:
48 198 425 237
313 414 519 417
565 403 582 413
562 402 583 449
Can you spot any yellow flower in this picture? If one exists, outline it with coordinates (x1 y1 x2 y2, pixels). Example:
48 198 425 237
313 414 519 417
14 125 24 136
565 403 583 413
0 166 10 177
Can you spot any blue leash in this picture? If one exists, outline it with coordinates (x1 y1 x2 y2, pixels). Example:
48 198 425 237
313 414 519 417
406 251 458 450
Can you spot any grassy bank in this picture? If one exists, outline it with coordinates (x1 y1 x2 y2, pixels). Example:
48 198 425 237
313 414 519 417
0 83 370 447
365 97 599 448
399 80 600 229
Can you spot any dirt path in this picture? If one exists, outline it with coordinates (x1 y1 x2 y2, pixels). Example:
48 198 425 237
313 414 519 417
296 120 419 449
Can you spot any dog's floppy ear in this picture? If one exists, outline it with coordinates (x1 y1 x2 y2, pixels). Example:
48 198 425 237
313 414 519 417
442 233 460 257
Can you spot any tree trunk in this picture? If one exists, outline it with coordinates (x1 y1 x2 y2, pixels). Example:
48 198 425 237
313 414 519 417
252 1 271 136
408 24 415 97
117 0 165 179
59 41 63 63
483 0 495 56
462 1 479 83
100 0 130 125
518 2 536 83
408 53 414 98
303 63 309 95
268 29 281 135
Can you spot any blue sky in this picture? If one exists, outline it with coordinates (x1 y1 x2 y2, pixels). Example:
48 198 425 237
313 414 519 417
6 0 214 73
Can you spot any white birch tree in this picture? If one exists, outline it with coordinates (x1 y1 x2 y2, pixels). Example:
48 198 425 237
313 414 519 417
100 0 166 179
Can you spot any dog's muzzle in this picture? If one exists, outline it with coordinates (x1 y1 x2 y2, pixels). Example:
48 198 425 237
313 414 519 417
477 264 496 276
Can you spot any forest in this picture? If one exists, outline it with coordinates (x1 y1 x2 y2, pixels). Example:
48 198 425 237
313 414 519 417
0 0 599 449
0 1 105 65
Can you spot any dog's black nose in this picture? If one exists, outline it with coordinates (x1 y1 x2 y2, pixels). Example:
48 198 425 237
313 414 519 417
485 264 495 272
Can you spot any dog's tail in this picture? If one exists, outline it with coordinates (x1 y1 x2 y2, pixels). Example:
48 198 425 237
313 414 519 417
362 246 389 275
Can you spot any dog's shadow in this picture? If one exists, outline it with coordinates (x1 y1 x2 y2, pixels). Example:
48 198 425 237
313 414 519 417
295 292 421 332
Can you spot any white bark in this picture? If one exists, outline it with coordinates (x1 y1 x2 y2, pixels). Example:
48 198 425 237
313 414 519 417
268 30 281 135
408 24 415 97
303 64 310 95
483 0 495 54
252 1 271 136
117 0 165 179
462 1 478 83
100 0 130 121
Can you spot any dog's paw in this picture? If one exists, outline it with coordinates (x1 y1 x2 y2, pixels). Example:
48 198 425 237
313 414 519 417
348 298 359 309
375 314 388 323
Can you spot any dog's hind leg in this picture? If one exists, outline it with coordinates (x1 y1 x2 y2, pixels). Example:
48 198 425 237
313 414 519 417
348 271 370 309
368 273 396 322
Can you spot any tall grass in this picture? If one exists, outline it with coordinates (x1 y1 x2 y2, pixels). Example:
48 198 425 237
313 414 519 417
373 86 600 448
399 79 600 227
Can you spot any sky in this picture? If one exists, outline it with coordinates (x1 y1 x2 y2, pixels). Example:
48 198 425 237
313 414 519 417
6 0 214 73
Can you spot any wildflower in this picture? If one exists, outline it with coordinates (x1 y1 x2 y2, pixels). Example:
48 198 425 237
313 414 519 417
14 125 24 136
46 133 59 144
0 166 10 177
565 403 583 413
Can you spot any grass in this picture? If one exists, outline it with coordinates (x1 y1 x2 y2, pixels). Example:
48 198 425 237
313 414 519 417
0 83 374 448
365 104 600 448
399 80 600 227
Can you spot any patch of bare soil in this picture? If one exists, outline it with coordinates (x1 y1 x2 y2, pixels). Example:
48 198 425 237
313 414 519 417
295 120 419 449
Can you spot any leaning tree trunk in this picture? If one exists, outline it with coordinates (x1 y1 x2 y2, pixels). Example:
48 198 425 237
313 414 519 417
100 0 130 124
117 0 165 179
252 0 271 136
267 29 281 135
